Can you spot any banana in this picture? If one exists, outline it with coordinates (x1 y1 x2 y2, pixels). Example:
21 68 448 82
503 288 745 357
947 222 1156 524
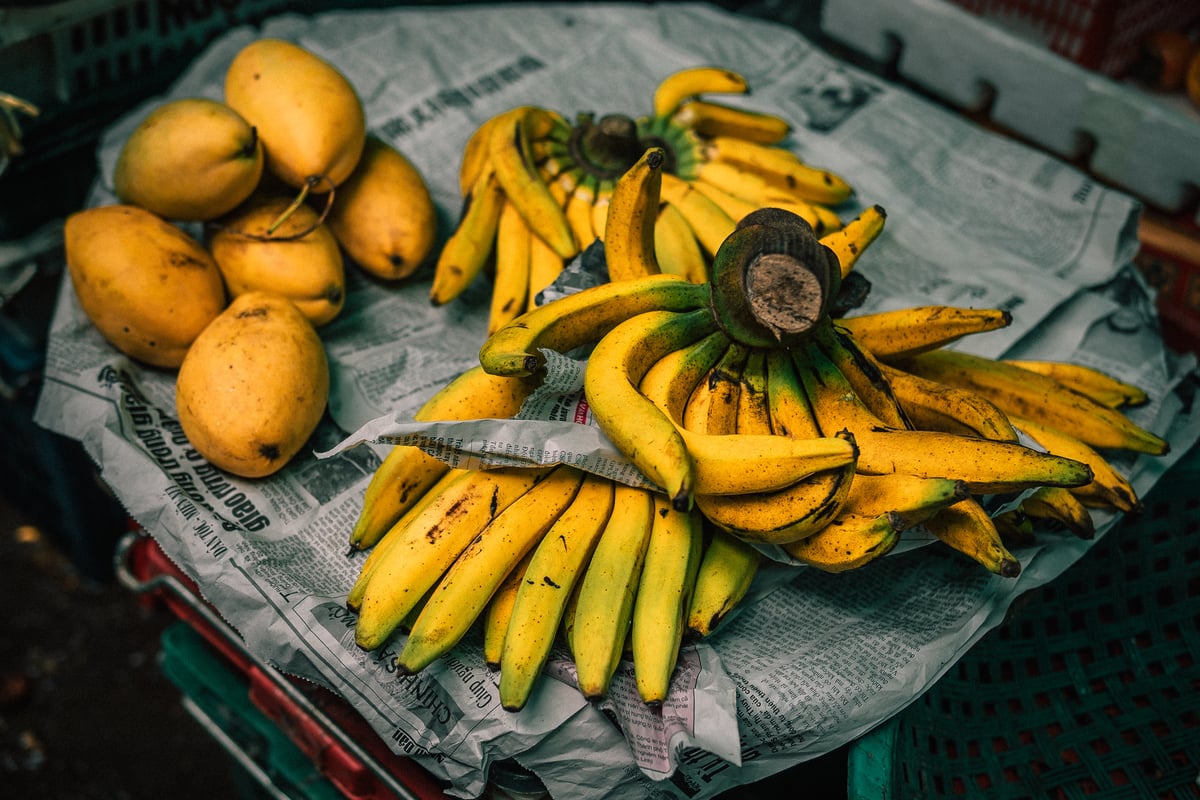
655 202 710 283
671 99 792 144
840 472 969 530
571 484 655 700
764 347 823 440
583 308 720 510
794 343 1094 494
565 172 601 252
652 66 749 118
836 306 1013 360
430 165 505 306
350 365 538 550
458 114 502 197
920 496 1021 577
681 426 858 496
638 329 734 425
605 147 665 282
699 136 855 206
688 179 759 224
892 349 1169 456
686 527 761 637
818 204 887 278
490 198 534 335
816 321 911 429
693 442 857 544
1019 485 1095 540
479 274 708 377
526 227 566 310
1000 359 1149 409
483 547 535 668
591 179 614 241
354 467 548 650
781 510 901 572
992 508 1035 548
660 172 737 257
878 361 1020 442
498 474 615 711
397 465 585 674
489 106 576 259
631 494 704 705
682 340 749 436
691 159 784 207
734 347 773 435
1008 414 1141 513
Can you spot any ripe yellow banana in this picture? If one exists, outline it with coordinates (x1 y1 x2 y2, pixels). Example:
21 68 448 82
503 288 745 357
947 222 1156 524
655 202 710 283
734 347 773 435
571 484 655 700
781 510 901 572
794 343 1094 494
699 135 854 206
840 472 969 530
638 329 734 425
583 308 720 510
879 360 1019 442
815 322 911 429
605 147 665 282
920 496 1021 577
680 426 858 496
526 228 565 310
631 495 704 705
489 198 534 335
350 365 538 550
893 349 1169 456
660 172 737 257
688 178 759 224
483 547 535 668
836 306 1012 360
1019 485 1095 539
458 114 502 197
479 274 708 377
686 527 761 637
1000 359 1149 409
672 99 792 144
652 66 749 118
397 465 585 674
591 179 613 241
818 204 887 278
488 106 576 259
764 347 822 439
1008 414 1141 513
498 474 614 711
565 172 601 253
354 467 548 650
682 340 749 435
430 165 505 305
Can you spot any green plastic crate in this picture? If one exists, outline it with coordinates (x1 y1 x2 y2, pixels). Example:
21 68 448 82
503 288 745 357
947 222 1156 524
848 444 1200 800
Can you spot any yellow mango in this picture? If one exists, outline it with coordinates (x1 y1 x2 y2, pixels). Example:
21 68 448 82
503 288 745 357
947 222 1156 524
64 205 226 368
176 292 329 479
113 97 264 221
223 38 365 193
325 135 438 281
208 194 345 326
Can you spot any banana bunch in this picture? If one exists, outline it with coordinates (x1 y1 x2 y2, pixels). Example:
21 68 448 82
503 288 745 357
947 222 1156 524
347 203 1167 712
431 65 859 334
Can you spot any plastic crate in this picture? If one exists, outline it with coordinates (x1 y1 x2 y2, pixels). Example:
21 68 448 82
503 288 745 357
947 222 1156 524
847 442 1200 799
1136 211 1200 357
943 0 1200 77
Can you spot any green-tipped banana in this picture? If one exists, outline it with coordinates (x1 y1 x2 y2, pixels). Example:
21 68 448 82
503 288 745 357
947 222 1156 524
686 527 762 637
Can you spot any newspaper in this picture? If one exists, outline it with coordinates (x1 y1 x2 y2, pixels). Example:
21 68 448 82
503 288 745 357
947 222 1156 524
29 3 1200 799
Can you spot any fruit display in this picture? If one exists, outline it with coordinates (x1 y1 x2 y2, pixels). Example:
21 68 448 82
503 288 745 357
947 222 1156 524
346 193 1168 709
430 66 858 334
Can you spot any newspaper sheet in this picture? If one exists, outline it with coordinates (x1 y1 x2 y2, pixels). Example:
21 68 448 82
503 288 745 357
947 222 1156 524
31 3 1200 798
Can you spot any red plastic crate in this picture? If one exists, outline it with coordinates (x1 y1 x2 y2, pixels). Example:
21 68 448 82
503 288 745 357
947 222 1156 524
944 0 1200 77
1136 212 1200 356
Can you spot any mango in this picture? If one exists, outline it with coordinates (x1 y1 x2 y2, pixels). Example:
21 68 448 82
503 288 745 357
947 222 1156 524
208 193 345 326
224 38 365 193
113 97 264 221
64 205 227 368
175 292 329 479
325 135 438 281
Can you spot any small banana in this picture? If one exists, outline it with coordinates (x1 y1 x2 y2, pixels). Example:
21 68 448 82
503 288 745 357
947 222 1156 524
686 527 762 637
836 306 1013 360
499 474 615 711
565 172 601 253
878 361 1020 443
671 99 792 144
764 347 823 440
584 308 720 510
893 349 1169 456
571 484 655 700
660 172 737 257
682 340 749 436
1019 486 1095 540
781 510 901 572
639 329 734 425
605 147 665 282
734 347 773 435
840 472 969 530
397 465 585 674
816 322 911 429
1009 414 1141 513
483 547 535 668
354 467 548 650
818 204 887 278
680 426 858 496
526 228 566 310
631 495 704 705
920 496 1021 577
1000 359 1149 409
590 179 614 241
430 165 506 306
489 199 534 335
479 274 708 377
655 202 710 283
652 66 749 118
699 136 853 206
488 106 576 259
687 179 759 225
458 113 503 196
